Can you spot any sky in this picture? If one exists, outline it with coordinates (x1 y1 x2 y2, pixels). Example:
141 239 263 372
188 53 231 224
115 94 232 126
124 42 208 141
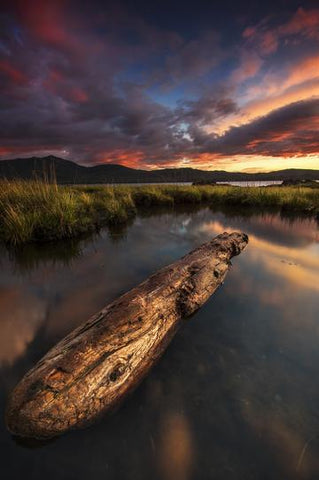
0 0 318 172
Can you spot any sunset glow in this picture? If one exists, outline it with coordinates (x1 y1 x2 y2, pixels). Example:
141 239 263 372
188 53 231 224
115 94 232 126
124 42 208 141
0 0 318 171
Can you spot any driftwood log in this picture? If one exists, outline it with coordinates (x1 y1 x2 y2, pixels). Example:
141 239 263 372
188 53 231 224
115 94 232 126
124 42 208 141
6 232 248 439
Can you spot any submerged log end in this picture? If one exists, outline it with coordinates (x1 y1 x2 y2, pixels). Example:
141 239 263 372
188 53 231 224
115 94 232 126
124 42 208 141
6 231 248 439
211 231 248 257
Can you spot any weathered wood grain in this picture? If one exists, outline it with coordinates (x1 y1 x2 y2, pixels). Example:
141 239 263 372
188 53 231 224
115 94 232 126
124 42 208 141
6 231 248 439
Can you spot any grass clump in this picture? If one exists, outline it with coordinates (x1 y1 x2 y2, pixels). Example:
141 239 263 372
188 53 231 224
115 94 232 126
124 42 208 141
0 180 92 245
131 186 174 207
78 186 136 224
163 186 203 204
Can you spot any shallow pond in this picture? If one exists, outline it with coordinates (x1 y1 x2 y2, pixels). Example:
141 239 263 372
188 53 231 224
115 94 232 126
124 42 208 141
1 207 319 480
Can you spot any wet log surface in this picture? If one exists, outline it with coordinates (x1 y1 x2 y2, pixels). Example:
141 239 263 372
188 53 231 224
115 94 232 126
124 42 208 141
6 232 248 439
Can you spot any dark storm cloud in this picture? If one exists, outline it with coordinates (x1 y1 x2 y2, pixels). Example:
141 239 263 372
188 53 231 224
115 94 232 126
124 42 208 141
176 90 239 126
148 31 224 88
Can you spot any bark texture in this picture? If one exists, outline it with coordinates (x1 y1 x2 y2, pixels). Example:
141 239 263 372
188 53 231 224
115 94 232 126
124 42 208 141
6 231 248 439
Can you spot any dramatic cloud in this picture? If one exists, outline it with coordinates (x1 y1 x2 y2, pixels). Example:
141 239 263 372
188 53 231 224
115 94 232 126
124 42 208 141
195 98 319 157
242 7 319 56
0 1 318 170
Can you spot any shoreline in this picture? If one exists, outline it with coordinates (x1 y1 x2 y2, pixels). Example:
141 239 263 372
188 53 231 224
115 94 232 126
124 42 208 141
0 181 318 246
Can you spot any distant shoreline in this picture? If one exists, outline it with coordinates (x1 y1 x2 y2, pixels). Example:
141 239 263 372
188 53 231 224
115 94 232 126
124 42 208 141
1 156 319 184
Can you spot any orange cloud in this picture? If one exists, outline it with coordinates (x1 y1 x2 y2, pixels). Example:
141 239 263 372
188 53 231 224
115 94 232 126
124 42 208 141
242 26 256 39
242 55 319 100
92 150 147 169
243 83 319 124
259 30 278 55
213 80 319 136
279 7 319 39
283 56 319 91
69 87 89 103
43 69 89 103
242 8 319 58
231 52 263 83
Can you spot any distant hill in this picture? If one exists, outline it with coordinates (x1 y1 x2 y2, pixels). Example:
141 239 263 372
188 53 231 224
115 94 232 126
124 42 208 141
0 156 318 184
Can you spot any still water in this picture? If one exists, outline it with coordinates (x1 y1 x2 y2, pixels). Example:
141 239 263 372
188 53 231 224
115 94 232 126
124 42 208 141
0 207 319 480
108 181 283 187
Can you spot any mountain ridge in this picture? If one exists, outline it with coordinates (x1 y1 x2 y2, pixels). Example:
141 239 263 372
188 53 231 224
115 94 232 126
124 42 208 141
0 156 318 183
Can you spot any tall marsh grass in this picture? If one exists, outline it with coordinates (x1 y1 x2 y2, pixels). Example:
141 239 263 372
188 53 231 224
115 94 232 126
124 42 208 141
0 179 318 245
0 180 134 245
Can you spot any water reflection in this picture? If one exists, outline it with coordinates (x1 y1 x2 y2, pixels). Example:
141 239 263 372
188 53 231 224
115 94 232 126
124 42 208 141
0 238 84 274
158 411 194 480
0 208 318 479
199 219 319 291
0 287 46 367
